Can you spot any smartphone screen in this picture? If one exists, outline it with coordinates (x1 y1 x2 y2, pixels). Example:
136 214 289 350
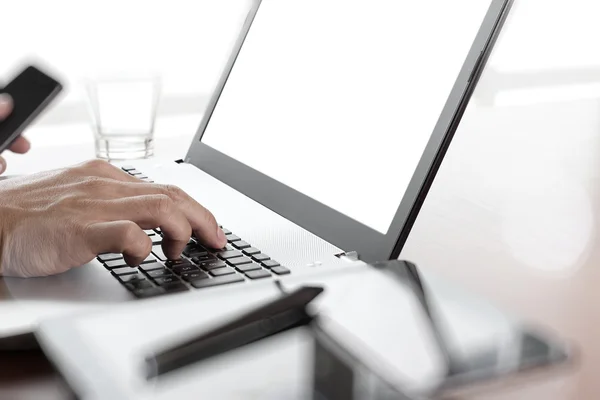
0 65 63 153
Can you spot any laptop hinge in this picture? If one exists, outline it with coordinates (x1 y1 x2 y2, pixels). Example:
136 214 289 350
334 251 360 262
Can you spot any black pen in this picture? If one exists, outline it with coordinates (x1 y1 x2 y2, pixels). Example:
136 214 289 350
145 285 325 379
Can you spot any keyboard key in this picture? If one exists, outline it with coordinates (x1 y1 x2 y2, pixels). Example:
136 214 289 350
271 266 291 275
232 241 251 249
111 267 139 276
245 270 272 280
210 243 233 252
137 175 149 180
242 247 261 256
141 254 157 264
121 166 136 171
192 254 216 264
139 262 165 273
188 251 209 259
124 280 153 291
154 276 182 286
235 263 261 272
152 237 163 245
132 287 166 298
117 273 145 284
181 271 209 282
210 267 235 277
104 259 129 269
154 228 162 234
144 230 156 236
192 251 214 259
183 244 208 257
205 244 232 254
252 254 270 262
226 234 241 242
221 228 232 235
217 250 243 260
98 253 123 262
152 245 167 261
262 260 280 269
197 260 227 271
227 257 252 266
128 170 142 176
146 269 172 279
191 274 245 289
183 243 207 257
164 259 190 268
163 282 189 293
172 265 199 275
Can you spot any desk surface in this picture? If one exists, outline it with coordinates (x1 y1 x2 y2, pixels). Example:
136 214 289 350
3 0 600 398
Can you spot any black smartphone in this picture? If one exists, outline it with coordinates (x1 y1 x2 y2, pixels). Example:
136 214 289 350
0 65 63 153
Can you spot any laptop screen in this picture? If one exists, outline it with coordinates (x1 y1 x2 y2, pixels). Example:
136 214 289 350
202 0 493 234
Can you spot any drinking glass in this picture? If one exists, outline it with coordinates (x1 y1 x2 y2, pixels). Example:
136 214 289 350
86 77 160 160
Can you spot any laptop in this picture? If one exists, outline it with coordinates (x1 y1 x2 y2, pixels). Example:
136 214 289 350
2 0 512 305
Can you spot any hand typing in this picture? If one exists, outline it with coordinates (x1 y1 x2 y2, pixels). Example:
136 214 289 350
0 159 227 277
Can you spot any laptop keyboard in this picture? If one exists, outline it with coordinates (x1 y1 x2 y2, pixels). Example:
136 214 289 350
94 166 291 299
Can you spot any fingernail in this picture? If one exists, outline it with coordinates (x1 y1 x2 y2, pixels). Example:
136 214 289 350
217 227 227 244
0 93 12 107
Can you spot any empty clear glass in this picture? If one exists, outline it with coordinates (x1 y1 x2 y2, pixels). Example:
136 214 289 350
87 77 161 160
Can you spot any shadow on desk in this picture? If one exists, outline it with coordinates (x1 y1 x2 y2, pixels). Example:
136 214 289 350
0 345 75 400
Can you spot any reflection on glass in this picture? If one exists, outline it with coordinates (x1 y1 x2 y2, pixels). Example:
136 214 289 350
311 260 570 399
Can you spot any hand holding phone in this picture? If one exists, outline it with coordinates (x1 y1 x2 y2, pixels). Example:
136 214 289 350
0 93 27 174
0 65 63 173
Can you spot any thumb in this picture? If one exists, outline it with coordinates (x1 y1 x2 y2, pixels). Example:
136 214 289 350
0 156 6 175
0 94 13 121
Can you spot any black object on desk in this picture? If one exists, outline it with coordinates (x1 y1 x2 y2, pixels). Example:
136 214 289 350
145 285 324 379
0 332 77 400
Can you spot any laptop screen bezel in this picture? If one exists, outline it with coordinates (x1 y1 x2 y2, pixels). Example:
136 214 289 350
185 0 513 263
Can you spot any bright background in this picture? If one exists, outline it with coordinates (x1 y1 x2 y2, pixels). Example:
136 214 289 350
1 0 252 125
2 0 600 123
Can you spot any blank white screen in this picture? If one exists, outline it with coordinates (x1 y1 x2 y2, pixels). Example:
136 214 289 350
202 0 492 234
